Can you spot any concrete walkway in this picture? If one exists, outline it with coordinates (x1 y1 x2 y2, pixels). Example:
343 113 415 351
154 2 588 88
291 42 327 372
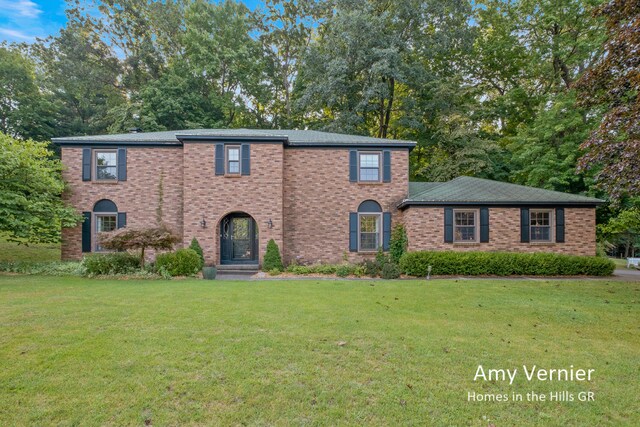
613 268 640 281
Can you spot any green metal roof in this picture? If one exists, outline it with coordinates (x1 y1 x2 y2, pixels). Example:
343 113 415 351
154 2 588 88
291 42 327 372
52 128 416 148
401 176 604 207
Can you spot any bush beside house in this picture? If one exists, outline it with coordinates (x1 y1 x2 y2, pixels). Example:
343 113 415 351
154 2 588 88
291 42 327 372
263 239 284 272
399 251 615 277
155 248 203 277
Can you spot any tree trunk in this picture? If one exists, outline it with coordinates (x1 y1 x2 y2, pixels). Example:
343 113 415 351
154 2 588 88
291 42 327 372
140 246 146 269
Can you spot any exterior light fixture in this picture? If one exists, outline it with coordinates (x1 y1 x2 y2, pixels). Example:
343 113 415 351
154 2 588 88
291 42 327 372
267 219 273 229
200 216 207 229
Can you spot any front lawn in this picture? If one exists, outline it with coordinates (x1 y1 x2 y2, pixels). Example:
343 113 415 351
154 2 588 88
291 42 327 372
0 275 637 425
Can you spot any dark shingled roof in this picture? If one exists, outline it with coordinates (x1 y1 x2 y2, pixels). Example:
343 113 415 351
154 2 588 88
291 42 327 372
402 176 604 207
52 128 416 148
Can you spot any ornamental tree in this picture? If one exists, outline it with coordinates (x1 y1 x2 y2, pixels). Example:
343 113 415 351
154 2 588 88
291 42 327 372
0 133 81 243
575 0 640 200
98 224 181 268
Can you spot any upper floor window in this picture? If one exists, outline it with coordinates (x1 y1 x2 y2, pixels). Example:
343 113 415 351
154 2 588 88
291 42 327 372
95 150 117 181
530 210 552 242
454 209 478 242
359 152 381 182
226 146 241 175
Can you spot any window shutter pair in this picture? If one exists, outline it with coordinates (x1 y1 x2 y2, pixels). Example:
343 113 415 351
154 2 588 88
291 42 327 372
81 148 127 181
520 208 564 242
215 144 250 175
348 150 391 182
348 212 392 251
444 207 489 243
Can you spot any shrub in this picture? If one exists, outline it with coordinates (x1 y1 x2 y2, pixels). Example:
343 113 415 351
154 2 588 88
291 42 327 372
189 238 205 265
335 264 353 277
389 224 408 264
82 252 140 275
263 239 284 272
0 261 84 276
98 224 180 268
155 248 203 276
399 251 615 277
381 261 401 279
362 259 379 277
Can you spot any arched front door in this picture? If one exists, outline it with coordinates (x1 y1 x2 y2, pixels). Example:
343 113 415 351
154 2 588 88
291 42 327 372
220 212 259 265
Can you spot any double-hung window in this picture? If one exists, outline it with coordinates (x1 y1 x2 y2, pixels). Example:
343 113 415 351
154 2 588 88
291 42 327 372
530 210 552 242
359 152 381 182
95 214 117 251
226 146 241 175
359 213 381 251
95 151 117 181
453 209 478 242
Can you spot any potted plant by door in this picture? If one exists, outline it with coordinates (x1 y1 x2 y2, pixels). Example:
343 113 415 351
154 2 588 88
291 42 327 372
202 264 217 280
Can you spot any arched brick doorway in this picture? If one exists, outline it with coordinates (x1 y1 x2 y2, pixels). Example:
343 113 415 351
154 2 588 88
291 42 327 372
219 212 259 265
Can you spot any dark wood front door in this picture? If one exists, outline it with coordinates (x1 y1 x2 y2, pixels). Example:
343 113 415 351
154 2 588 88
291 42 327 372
220 213 258 265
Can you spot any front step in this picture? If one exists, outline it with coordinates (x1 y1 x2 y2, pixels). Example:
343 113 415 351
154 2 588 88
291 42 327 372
216 264 259 272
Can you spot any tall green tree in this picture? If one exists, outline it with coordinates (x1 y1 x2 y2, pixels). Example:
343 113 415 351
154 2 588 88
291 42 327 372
0 133 81 243
34 20 124 136
0 46 56 140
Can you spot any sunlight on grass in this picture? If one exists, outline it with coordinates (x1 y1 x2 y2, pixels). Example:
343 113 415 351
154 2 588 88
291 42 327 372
0 275 638 425
0 234 60 262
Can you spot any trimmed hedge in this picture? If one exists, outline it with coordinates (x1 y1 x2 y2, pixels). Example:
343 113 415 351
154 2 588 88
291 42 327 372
263 239 284 272
399 251 615 277
83 252 140 275
155 248 203 277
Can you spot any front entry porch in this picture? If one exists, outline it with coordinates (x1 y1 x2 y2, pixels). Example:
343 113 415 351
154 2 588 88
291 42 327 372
219 212 259 265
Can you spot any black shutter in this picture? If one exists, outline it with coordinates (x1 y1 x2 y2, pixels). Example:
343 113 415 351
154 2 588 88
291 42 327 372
241 144 250 175
117 212 127 229
82 148 91 181
349 212 358 252
383 150 391 183
520 208 530 243
215 143 225 175
82 212 91 252
444 208 453 243
117 148 127 181
556 208 565 243
349 150 357 182
382 212 391 250
480 207 489 243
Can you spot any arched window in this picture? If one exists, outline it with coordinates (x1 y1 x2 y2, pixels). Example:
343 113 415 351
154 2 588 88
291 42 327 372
357 200 382 252
349 201 391 253
83 199 125 252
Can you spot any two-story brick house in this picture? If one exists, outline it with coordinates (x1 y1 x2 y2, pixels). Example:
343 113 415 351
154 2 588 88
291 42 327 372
54 129 603 266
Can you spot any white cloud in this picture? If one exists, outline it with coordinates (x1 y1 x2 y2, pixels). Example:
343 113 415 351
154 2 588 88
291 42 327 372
0 27 34 41
0 0 42 18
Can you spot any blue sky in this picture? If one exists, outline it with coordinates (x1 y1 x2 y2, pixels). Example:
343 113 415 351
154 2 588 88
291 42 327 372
0 0 68 43
0 0 263 44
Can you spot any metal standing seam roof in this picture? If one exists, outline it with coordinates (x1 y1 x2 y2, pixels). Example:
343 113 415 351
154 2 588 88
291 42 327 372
51 128 417 148
402 176 605 207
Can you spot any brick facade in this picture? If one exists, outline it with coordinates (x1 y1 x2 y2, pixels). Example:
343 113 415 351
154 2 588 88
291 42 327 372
402 207 596 256
61 147 184 260
60 138 598 263
182 142 284 265
283 148 408 264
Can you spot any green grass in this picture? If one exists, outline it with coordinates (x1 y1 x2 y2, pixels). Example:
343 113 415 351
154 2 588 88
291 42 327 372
0 234 60 262
609 257 635 269
0 275 638 425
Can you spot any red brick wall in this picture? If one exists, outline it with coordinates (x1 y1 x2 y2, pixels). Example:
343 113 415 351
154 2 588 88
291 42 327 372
283 148 409 264
402 206 597 256
60 147 184 260
182 143 284 265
